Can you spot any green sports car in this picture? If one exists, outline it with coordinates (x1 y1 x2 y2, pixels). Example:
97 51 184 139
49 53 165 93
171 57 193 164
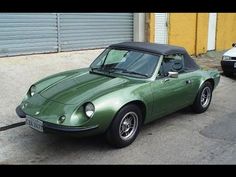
16 42 220 148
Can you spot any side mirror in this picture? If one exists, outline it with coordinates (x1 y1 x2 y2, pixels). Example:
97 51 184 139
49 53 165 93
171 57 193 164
168 71 178 78
232 43 236 47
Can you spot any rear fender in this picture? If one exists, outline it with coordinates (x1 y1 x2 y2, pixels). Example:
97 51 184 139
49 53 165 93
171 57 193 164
198 69 220 90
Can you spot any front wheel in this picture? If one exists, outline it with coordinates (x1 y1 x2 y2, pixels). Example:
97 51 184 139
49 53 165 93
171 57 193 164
192 81 213 113
106 104 142 148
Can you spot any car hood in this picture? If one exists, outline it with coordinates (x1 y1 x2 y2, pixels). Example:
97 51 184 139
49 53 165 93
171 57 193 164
224 47 236 57
38 69 133 105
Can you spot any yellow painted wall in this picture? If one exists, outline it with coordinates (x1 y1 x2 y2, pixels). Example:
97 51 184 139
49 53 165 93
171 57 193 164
149 13 236 55
146 13 155 43
216 13 236 51
152 13 208 55
168 13 197 55
196 13 209 55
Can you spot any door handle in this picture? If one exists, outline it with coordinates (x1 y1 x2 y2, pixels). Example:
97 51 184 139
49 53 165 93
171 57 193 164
163 78 170 83
186 80 192 84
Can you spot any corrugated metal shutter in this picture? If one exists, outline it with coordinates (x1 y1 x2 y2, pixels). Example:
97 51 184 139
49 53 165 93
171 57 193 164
155 13 168 44
0 13 58 57
59 13 134 51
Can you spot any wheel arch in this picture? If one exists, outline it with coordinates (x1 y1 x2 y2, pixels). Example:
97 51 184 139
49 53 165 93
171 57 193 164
123 100 147 124
201 78 215 90
105 99 147 132
193 77 215 104
192 77 214 113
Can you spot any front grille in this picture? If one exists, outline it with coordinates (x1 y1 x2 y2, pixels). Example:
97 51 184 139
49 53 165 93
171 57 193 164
231 57 236 60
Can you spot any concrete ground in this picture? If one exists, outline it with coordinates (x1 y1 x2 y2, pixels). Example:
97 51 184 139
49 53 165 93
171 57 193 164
0 50 236 164
193 50 225 72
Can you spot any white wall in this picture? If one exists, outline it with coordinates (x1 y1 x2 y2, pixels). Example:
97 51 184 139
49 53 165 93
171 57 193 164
133 13 145 42
155 13 168 44
207 13 217 51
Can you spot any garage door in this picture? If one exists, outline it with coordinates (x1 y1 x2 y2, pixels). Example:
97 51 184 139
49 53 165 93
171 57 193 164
59 13 134 51
155 13 168 44
0 13 58 57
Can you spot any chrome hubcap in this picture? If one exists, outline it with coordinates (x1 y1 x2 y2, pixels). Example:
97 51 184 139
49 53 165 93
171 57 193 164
119 112 138 140
201 87 211 108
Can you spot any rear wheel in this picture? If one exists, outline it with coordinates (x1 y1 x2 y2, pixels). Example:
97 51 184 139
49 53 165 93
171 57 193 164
192 81 213 113
106 104 142 148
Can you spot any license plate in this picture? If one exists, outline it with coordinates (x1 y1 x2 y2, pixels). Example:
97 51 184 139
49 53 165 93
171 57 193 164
234 62 236 68
26 116 43 132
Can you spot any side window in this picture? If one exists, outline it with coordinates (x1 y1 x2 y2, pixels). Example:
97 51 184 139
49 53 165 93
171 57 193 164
158 54 184 77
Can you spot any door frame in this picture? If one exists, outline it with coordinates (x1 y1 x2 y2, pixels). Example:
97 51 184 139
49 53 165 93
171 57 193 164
207 13 217 51
154 13 169 44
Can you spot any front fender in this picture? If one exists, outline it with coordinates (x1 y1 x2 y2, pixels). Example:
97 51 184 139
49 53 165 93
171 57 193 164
83 82 152 133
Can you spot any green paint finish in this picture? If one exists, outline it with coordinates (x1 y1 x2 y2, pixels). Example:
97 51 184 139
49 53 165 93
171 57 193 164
19 52 220 136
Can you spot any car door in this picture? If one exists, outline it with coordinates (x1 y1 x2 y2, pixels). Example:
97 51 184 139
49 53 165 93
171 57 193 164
150 54 194 120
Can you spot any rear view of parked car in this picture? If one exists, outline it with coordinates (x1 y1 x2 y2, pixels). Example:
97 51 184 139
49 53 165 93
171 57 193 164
221 43 236 76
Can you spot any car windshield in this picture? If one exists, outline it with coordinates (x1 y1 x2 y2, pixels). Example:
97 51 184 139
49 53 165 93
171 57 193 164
90 48 160 78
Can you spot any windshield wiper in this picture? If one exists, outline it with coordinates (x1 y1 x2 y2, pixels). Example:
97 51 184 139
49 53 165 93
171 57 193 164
121 70 149 78
89 67 116 78
90 67 113 73
90 67 116 75
91 67 148 78
105 67 149 78
90 67 102 71
106 67 127 73
91 67 124 73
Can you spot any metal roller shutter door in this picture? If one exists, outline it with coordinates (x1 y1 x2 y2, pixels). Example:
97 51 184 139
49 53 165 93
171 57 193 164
0 13 58 57
59 13 134 51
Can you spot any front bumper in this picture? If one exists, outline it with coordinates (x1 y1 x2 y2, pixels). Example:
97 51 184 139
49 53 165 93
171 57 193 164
43 122 98 133
16 105 26 118
16 105 99 134
221 60 236 73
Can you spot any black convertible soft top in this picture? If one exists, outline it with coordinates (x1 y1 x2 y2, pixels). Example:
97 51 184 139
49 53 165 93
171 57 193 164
110 42 186 55
109 42 200 71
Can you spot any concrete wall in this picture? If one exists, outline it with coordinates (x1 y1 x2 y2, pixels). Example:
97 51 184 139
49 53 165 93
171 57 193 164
196 13 209 55
168 13 209 55
216 13 236 51
148 13 236 55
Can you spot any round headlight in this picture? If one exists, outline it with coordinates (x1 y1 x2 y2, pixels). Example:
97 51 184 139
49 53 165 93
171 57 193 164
29 85 36 97
84 102 95 118
222 56 231 61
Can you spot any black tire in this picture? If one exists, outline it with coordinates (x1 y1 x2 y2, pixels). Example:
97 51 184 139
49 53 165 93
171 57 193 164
224 71 233 77
106 104 142 148
192 81 213 113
